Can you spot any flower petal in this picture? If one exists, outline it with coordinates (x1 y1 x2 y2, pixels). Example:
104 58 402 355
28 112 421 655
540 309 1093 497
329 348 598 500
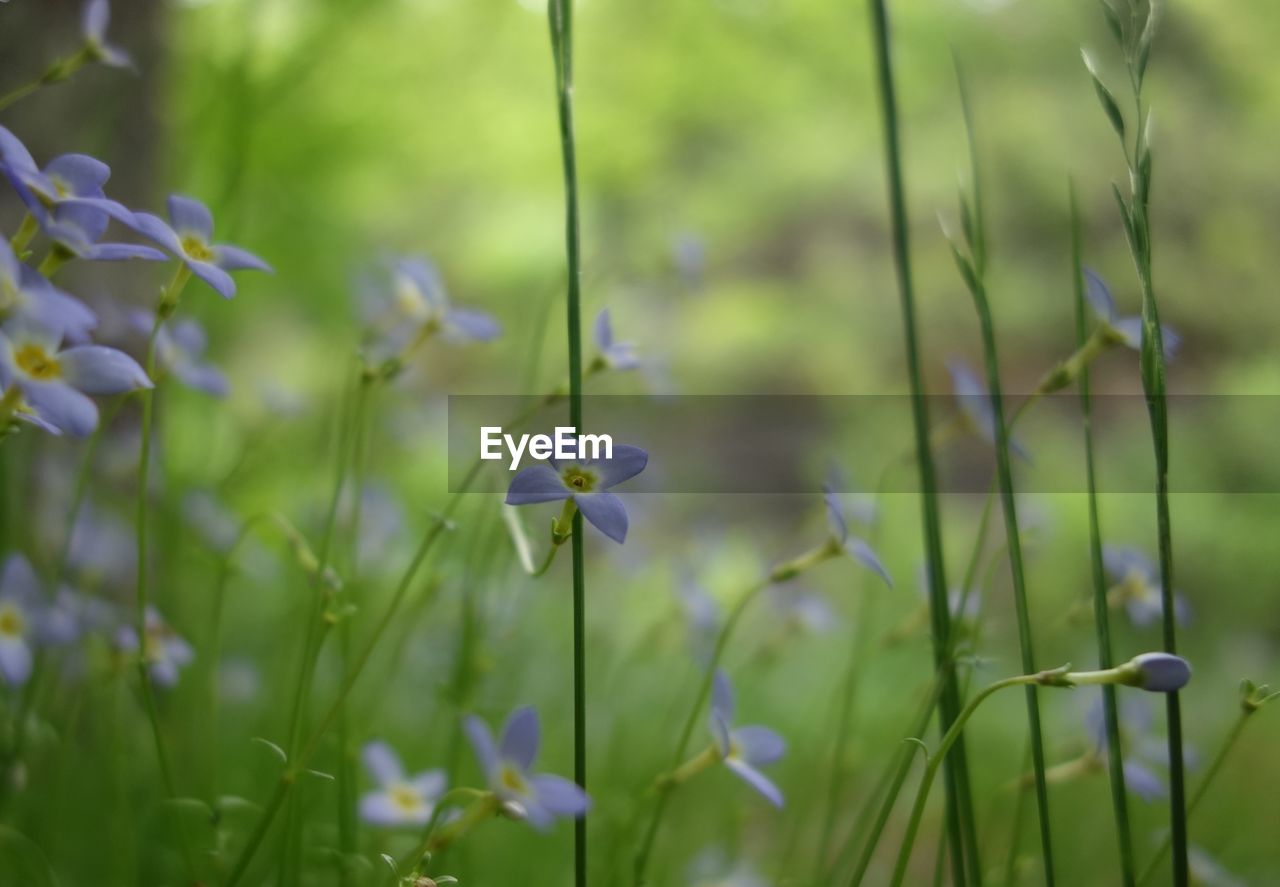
500 706 540 771
1 554 41 604
83 0 109 40
1083 267 1118 323
845 537 892 588
0 637 33 686
733 725 786 767
575 490 629 543
823 485 848 543
131 211 184 255
1123 759 1165 802
444 308 501 343
168 194 214 239
43 154 110 197
22 380 98 437
362 740 405 786
188 260 237 299
594 309 614 349
173 361 230 398
59 345 152 394
83 242 168 263
214 244 273 273
724 758 784 808
464 715 499 782
505 465 569 505
592 444 648 489
711 669 734 725
529 774 590 818
408 769 447 800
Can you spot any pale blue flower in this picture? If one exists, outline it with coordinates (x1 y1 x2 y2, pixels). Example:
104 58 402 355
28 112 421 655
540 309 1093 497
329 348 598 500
688 848 768 887
0 240 97 340
116 606 193 688
359 740 446 828
1103 545 1191 629
0 318 151 436
82 0 133 69
675 576 720 661
1085 695 1195 802
709 671 786 808
947 358 1029 460
0 554 42 685
1083 268 1180 359
130 311 228 397
506 444 648 543
464 706 589 830
769 585 836 634
134 195 272 299
362 258 500 359
593 309 640 370
823 482 891 586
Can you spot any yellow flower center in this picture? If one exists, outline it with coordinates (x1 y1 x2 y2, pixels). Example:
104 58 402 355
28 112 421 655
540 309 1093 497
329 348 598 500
390 784 423 813
181 235 214 262
15 343 61 381
393 276 431 321
561 466 597 492
51 177 71 198
499 764 529 794
0 604 25 638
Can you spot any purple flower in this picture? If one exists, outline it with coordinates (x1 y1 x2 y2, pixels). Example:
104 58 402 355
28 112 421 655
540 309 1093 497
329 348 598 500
82 0 133 69
358 740 446 828
464 706 589 830
593 309 640 370
0 554 42 685
947 358 1030 460
1084 268 1180 359
116 606 193 688
709 671 786 808
40 586 113 647
363 258 500 357
769 586 836 634
133 195 272 299
1129 652 1192 693
131 311 228 397
0 240 97 341
675 576 720 661
823 482 891 586
1084 695 1194 802
0 319 151 436
1103 545 1191 629
505 443 648 543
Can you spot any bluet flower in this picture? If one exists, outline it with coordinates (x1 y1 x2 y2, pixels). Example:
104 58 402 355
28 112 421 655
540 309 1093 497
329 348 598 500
82 0 133 69
823 482 891 586
130 311 228 396
506 443 648 543
709 671 786 808
362 258 500 361
464 706 589 830
1084 267 1180 358
592 309 640 370
0 318 151 436
134 195 272 298
116 606 193 688
947 358 1029 460
359 740 446 828
1103 545 1191 629
0 554 42 685
0 240 97 340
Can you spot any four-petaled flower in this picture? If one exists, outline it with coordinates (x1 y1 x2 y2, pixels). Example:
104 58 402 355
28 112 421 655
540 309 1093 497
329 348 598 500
0 319 151 436
506 444 648 543
593 309 640 371
131 311 229 397
0 554 43 685
464 706 590 830
116 606 194 688
363 258 501 360
0 239 97 341
134 195 272 299
82 0 133 69
1084 268 1180 359
1103 545 1191 629
823 481 891 587
358 740 447 828
947 358 1030 460
709 671 786 808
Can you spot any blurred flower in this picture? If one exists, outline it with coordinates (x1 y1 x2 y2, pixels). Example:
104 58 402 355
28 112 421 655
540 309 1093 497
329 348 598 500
0 554 42 685
1084 695 1197 802
709 671 786 807
362 258 500 360
40 586 114 646
947 358 1029 460
672 232 706 289
82 0 133 69
675 576 720 661
134 195 272 299
1103 545 1191 629
1083 268 1180 359
687 847 768 887
359 740 446 828
0 240 97 340
464 706 590 830
116 606 193 688
505 443 648 543
0 318 151 436
768 585 836 635
66 501 135 586
823 481 891 586
40 203 167 263
1188 846 1245 887
131 311 228 397
592 309 640 371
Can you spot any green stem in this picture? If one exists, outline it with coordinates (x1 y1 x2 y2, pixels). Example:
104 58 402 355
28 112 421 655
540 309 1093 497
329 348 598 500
953 67 1055 885
1071 181 1136 885
549 0 588 881
867 2 977 882
133 268 197 881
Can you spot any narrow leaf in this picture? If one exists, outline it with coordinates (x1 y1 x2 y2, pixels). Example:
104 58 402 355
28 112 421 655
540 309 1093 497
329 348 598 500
1082 50 1126 144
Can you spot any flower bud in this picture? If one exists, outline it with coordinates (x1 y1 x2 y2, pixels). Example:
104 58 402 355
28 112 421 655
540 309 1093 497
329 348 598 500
1126 652 1191 692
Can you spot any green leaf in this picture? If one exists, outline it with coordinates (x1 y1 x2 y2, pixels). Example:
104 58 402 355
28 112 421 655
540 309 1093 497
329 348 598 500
1081 50 1126 144
1100 1 1124 46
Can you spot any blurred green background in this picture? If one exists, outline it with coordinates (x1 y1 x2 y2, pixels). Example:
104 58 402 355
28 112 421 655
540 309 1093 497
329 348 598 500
1 0 1278 884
